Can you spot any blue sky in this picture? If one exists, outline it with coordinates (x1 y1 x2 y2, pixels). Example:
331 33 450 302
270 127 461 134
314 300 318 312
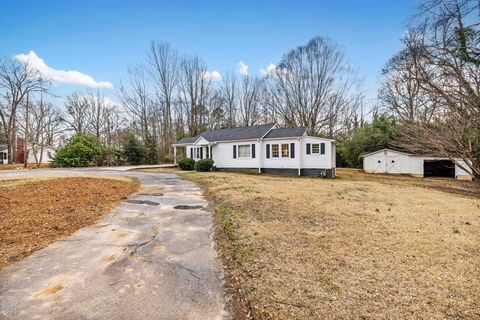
0 0 419 106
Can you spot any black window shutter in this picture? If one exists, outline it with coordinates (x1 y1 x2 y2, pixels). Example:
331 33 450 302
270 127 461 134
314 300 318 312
290 143 295 158
266 144 270 158
320 143 325 155
252 144 256 158
306 143 311 155
190 148 193 158
233 145 237 159
200 147 203 159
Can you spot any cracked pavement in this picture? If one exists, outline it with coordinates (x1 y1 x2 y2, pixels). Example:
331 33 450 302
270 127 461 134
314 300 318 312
0 168 225 320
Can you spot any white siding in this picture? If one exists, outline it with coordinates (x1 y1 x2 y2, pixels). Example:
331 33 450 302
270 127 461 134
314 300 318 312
363 152 386 173
263 139 300 169
301 136 334 169
363 150 412 174
212 140 260 168
454 159 472 178
27 148 55 164
196 137 209 145
409 158 424 175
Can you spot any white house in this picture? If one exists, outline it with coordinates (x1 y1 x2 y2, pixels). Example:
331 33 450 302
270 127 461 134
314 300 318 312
173 123 336 178
0 144 7 164
26 146 56 164
362 148 472 180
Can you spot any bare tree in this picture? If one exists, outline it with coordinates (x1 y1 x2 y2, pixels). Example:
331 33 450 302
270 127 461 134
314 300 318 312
379 47 440 121
237 75 264 127
85 90 110 140
103 107 126 147
392 0 480 178
0 57 49 163
117 65 153 142
178 56 211 136
221 72 237 128
18 96 63 166
64 93 88 134
204 88 225 130
264 37 363 137
148 41 179 161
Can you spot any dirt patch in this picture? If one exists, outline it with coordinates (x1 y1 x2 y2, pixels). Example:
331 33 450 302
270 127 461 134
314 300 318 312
0 177 139 270
181 169 480 319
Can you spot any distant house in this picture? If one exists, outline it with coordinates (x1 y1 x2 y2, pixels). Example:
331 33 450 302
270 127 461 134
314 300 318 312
362 148 472 180
0 141 56 165
26 145 56 164
0 144 7 164
173 123 336 177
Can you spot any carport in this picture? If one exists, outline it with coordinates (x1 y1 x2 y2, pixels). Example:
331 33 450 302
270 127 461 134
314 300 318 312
423 159 455 178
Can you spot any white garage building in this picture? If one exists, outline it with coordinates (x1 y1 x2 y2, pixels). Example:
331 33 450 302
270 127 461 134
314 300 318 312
362 149 472 180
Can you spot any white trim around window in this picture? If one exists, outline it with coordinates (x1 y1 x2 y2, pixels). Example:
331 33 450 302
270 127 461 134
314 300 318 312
270 143 290 159
237 144 252 158
310 143 325 155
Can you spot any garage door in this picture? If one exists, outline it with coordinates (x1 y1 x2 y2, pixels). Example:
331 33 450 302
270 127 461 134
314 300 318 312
385 155 403 174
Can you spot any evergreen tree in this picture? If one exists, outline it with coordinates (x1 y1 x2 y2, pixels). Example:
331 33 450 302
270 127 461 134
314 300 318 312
145 135 159 164
122 133 145 165
337 116 397 168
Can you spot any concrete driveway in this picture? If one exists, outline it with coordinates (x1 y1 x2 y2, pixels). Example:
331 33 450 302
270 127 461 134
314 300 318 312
0 168 224 319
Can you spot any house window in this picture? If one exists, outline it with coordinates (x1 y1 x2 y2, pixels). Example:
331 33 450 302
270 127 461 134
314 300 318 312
238 145 251 158
272 144 279 158
281 144 289 158
311 143 325 155
192 147 203 159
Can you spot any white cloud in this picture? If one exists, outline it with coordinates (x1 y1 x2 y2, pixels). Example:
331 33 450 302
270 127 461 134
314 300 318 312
260 63 277 76
202 70 222 81
237 61 249 76
14 51 113 89
79 94 119 107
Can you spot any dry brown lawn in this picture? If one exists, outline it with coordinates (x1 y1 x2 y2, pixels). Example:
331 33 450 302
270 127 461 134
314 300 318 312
181 169 480 320
0 176 139 270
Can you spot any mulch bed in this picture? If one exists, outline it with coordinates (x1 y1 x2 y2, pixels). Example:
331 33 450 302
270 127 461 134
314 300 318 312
0 177 139 270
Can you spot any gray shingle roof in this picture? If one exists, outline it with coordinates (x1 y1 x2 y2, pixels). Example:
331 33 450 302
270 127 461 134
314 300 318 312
264 127 307 139
0 144 7 152
175 123 276 144
175 137 198 144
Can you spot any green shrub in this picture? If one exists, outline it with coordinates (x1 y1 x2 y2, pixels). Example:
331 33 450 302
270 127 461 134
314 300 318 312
195 158 214 172
51 134 107 167
178 157 195 170
99 147 127 166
